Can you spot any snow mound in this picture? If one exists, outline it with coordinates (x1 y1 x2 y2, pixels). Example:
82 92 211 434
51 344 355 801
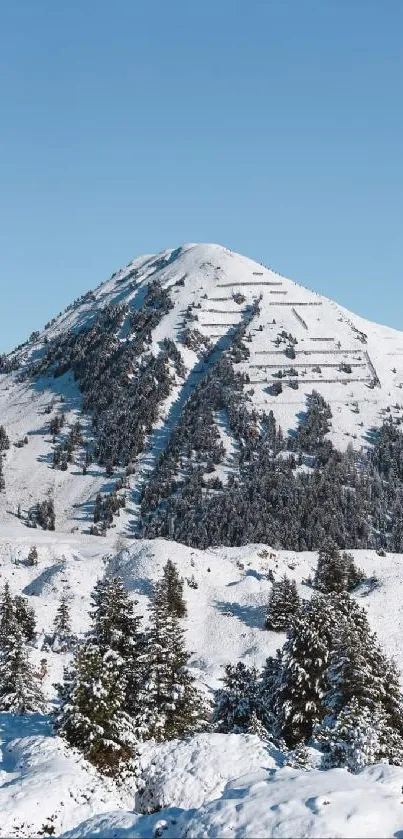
62 744 403 839
136 732 281 812
0 715 130 838
183 762 403 839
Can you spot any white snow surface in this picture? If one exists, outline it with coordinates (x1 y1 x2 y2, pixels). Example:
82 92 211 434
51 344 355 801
1 242 403 533
0 528 403 836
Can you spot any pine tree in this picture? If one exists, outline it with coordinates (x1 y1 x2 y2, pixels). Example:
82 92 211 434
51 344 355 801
213 662 260 733
160 559 187 619
277 594 335 747
27 545 38 566
265 575 300 631
90 576 145 717
0 582 15 646
50 595 73 651
317 700 385 772
53 595 71 636
314 541 363 594
259 651 283 737
317 593 403 767
0 625 44 713
314 540 347 593
14 595 36 643
139 578 206 741
54 642 139 777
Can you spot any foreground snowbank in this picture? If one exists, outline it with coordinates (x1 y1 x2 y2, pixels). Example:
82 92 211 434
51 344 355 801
0 715 130 838
3 725 403 838
64 754 403 839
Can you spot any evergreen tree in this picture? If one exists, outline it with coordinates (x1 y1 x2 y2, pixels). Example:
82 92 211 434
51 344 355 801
213 662 260 733
317 700 387 772
14 595 36 643
54 642 138 777
49 595 73 651
90 576 145 717
53 595 71 636
314 541 363 594
27 545 38 566
0 582 16 648
160 559 187 619
139 578 206 741
317 593 403 767
277 594 335 747
0 625 44 714
259 651 283 737
265 575 300 631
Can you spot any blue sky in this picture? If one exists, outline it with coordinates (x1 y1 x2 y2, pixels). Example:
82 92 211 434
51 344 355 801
1 0 402 351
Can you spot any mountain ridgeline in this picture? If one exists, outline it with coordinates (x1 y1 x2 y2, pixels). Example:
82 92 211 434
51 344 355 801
1 243 403 550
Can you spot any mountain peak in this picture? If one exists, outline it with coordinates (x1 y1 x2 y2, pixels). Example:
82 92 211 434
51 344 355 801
1 242 403 539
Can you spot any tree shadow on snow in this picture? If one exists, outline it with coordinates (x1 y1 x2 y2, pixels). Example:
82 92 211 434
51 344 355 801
214 600 266 630
0 712 52 772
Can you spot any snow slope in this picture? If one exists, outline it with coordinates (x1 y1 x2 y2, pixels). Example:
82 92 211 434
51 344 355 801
1 243 403 533
0 528 403 836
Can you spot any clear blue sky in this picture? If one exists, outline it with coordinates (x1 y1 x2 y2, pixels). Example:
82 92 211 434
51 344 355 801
1 0 402 352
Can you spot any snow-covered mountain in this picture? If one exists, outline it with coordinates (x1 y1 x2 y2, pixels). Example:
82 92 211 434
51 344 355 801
1 242 403 537
3 244 403 838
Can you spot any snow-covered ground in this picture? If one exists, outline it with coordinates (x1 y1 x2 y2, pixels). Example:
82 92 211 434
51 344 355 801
1 527 403 836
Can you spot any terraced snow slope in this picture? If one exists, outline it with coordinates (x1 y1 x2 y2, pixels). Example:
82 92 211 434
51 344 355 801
1 243 403 533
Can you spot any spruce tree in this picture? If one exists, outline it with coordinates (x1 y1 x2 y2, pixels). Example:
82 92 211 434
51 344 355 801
27 545 38 566
265 575 300 631
314 540 347 593
317 593 403 767
14 595 36 643
314 542 364 594
0 625 44 713
213 662 260 733
139 578 205 741
54 642 138 777
90 576 145 717
50 595 73 651
277 594 335 747
0 582 16 647
317 700 386 772
259 651 283 737
160 559 187 619
53 595 71 636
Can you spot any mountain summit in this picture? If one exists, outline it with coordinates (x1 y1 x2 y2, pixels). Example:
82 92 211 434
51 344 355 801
1 243 403 547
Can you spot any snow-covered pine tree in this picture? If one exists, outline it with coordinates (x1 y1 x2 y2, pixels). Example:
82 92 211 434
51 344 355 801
54 642 139 777
139 578 206 741
213 662 260 733
27 545 38 566
318 593 403 767
50 595 74 651
53 595 71 636
314 541 363 594
314 539 347 593
0 624 44 713
317 699 384 772
14 595 36 643
259 650 283 738
0 584 36 646
265 575 300 631
277 594 335 747
90 575 145 718
160 559 187 619
0 582 15 648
